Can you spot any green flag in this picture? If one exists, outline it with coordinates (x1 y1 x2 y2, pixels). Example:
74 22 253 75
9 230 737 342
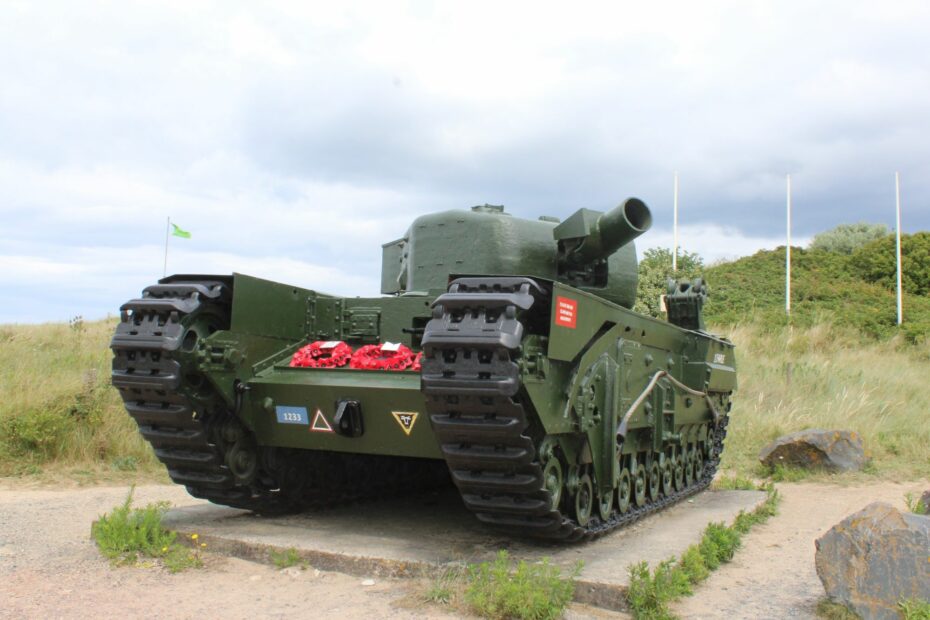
171 223 191 239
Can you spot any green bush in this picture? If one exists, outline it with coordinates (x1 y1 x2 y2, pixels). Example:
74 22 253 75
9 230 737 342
91 487 202 573
636 247 704 318
849 232 930 297
464 550 580 620
1 406 75 458
809 223 888 254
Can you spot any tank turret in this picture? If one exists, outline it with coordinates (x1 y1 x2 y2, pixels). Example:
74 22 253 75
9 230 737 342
381 198 652 309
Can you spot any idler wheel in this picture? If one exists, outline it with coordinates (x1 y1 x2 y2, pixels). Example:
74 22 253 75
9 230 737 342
633 462 647 507
616 468 632 514
542 458 564 511
574 474 593 527
648 461 661 502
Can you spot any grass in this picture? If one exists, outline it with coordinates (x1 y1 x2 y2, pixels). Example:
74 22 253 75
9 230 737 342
899 599 930 620
91 486 203 573
420 551 581 620
816 598 861 619
904 492 929 515
626 482 780 619
0 318 161 482
714 322 930 481
270 547 304 569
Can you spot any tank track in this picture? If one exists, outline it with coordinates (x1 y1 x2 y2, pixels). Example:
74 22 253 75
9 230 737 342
111 278 447 513
421 277 728 541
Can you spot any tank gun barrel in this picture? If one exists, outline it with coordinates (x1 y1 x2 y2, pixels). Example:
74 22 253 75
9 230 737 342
555 198 653 267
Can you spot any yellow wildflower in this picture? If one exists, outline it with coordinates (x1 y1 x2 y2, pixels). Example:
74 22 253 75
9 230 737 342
200 543 207 548
191 534 199 541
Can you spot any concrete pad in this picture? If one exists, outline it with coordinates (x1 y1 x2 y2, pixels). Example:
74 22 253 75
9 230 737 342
164 487 765 611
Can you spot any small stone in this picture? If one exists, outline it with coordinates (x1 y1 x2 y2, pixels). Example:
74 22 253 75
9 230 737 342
815 502 930 620
361 579 376 586
758 429 870 472
249 575 262 582
281 567 302 578
313 569 321 577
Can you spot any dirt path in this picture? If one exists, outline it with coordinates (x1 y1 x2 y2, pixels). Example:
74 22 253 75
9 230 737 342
0 480 925 619
0 484 463 619
671 480 928 619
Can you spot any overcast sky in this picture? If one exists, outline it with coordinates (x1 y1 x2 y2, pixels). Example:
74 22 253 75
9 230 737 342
2 1 928 323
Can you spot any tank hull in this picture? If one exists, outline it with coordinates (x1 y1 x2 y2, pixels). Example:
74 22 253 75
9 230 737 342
112 271 734 540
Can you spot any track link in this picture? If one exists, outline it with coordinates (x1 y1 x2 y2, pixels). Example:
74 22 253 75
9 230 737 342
421 277 728 541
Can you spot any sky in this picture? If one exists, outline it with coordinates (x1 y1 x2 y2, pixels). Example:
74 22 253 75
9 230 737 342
2 1 928 323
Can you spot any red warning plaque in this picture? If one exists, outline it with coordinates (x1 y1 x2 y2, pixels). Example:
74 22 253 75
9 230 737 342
555 296 577 328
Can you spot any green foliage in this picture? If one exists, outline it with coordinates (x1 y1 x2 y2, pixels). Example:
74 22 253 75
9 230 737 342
809 222 889 255
635 247 704 318
91 487 175 564
627 560 691 619
765 463 811 483
464 550 580 620
424 567 465 605
712 476 757 491
816 598 861 619
0 319 160 479
899 599 930 620
626 482 779 619
849 232 930 297
703 245 930 341
91 487 202 573
1 405 75 458
904 492 929 516
270 547 303 569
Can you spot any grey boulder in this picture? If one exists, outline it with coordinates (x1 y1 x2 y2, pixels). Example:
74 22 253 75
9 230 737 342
815 502 930 620
758 429 870 472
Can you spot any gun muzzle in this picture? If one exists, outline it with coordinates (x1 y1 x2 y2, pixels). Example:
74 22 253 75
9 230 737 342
565 198 652 266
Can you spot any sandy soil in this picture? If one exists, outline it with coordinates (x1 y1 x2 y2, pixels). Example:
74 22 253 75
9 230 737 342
0 480 925 619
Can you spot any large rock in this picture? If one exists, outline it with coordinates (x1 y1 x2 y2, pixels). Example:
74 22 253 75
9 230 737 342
758 429 870 472
816 502 930 620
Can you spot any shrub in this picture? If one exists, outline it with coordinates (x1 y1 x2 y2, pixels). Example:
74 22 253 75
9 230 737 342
636 247 704 318
464 550 580 620
809 223 889 254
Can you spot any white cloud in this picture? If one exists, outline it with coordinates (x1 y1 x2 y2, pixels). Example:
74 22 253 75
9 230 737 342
0 0 928 323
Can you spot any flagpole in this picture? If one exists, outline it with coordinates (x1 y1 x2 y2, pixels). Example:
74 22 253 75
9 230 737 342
673 172 679 272
786 174 792 316
895 172 903 325
163 216 170 278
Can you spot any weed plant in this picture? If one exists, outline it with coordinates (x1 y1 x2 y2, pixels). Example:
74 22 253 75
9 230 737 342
465 551 581 620
423 551 580 620
91 487 202 573
898 599 930 620
626 482 780 619
270 547 303 569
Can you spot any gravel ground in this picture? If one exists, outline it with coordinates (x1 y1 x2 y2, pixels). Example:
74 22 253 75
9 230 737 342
0 480 925 619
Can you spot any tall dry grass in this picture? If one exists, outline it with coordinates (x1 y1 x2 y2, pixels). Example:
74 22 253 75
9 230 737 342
0 318 159 478
718 322 930 479
0 318 925 482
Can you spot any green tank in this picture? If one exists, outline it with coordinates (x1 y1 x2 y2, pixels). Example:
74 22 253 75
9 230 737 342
111 198 735 541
